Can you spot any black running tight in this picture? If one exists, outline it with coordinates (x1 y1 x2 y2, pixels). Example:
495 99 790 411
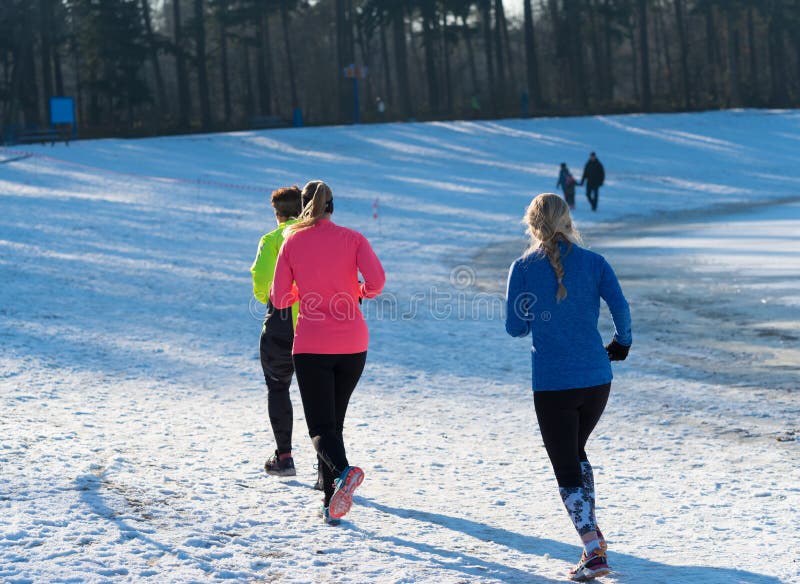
533 383 610 488
293 352 367 504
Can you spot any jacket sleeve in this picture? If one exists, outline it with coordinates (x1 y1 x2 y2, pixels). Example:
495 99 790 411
505 261 532 338
599 257 632 346
556 170 564 189
581 162 589 183
599 163 605 186
270 242 299 309
357 235 386 299
250 235 277 304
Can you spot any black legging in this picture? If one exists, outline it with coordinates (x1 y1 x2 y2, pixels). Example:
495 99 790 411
259 305 295 455
293 352 367 504
533 383 610 488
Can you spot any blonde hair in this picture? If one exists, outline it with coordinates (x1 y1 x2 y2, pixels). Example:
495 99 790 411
523 193 583 302
286 180 332 235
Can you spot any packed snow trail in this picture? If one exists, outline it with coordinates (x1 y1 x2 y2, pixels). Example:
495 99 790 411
1 111 798 583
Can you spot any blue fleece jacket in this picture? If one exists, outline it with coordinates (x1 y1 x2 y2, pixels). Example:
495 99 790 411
505 242 632 391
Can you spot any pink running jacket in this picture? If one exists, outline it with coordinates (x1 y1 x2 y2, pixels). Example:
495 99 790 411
271 219 385 354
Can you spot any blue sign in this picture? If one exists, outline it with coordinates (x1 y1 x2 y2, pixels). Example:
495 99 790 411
50 97 76 125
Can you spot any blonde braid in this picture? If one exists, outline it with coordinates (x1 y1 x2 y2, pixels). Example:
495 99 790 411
541 238 567 301
523 193 581 303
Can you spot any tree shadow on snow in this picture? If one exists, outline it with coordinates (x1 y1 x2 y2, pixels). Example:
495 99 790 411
359 499 783 584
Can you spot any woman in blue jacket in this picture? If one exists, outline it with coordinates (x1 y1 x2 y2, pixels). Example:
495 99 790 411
505 193 631 582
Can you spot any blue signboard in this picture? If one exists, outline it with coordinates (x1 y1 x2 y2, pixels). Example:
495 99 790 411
50 97 76 125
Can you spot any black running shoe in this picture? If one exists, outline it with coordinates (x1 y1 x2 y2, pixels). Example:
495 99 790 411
264 451 296 477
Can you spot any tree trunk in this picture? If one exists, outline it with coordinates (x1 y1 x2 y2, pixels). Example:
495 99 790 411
726 7 740 107
280 1 299 110
564 0 587 107
523 0 541 107
141 0 167 112
588 1 603 103
355 11 374 110
674 0 690 107
194 0 211 129
242 41 254 117
705 2 719 103
629 17 640 102
257 9 273 116
53 45 64 96
499 0 517 96
392 8 412 119
638 0 651 111
480 0 496 113
379 22 393 106
173 0 192 129
40 0 54 116
22 14 41 126
768 8 788 107
70 29 83 127
441 10 453 115
602 0 614 102
462 15 480 96
421 3 440 114
654 0 674 100
335 0 353 122
746 5 758 102
493 0 506 109
217 12 231 123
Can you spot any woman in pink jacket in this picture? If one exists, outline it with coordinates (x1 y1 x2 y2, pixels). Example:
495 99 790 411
271 180 385 525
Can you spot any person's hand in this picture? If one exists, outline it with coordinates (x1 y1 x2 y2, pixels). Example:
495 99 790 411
606 340 630 361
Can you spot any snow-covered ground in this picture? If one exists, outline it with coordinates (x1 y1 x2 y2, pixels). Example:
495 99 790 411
1 110 798 583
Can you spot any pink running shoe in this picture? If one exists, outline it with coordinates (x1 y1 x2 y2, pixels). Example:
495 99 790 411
328 466 364 519
569 548 610 582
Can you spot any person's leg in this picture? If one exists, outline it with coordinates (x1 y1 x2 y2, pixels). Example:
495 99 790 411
332 352 367 437
592 186 600 210
576 384 611 547
259 311 295 456
325 352 367 519
585 184 593 208
534 388 599 541
293 353 348 505
534 389 582 487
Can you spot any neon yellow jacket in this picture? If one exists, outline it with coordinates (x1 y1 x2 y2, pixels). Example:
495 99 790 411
250 219 299 326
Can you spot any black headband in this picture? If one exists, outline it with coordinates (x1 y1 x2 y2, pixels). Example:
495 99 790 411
302 184 333 214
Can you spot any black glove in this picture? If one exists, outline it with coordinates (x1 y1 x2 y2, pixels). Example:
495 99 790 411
606 340 630 361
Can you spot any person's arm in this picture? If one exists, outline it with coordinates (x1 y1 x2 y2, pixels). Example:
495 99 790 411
581 163 588 185
250 235 278 304
356 235 385 299
598 257 632 348
270 242 299 309
505 261 532 337
598 162 605 186
556 171 564 189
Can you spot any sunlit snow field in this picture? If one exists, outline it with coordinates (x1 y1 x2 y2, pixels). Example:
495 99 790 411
1 110 798 583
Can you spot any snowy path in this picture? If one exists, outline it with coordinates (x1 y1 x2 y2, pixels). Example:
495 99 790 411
2 111 798 583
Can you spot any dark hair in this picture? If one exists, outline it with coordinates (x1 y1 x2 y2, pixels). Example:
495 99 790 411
560 162 566 168
271 186 302 218
590 151 596 157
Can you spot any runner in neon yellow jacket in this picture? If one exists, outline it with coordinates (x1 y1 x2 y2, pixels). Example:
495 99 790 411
251 219 300 326
250 186 306 480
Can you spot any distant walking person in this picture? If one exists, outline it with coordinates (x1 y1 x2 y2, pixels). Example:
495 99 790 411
271 180 385 525
251 186 306 478
556 162 577 210
505 194 631 581
580 152 605 212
